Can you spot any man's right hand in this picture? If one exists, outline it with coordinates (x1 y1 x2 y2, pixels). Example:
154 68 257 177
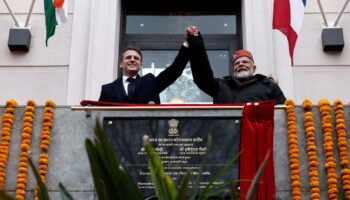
186 25 199 37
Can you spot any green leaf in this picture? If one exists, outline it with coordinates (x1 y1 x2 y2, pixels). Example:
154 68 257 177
176 170 191 200
28 157 50 200
200 180 239 199
86 119 144 200
246 150 271 200
85 138 111 200
95 119 143 199
198 151 241 199
0 190 14 200
228 180 239 200
58 182 74 200
164 175 177 199
146 145 168 199
144 135 177 200
189 135 212 200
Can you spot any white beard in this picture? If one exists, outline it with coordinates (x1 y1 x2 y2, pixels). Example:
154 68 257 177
234 70 253 79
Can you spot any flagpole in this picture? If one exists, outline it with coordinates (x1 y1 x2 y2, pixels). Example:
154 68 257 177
334 0 350 27
25 0 36 27
2 0 20 27
316 0 328 27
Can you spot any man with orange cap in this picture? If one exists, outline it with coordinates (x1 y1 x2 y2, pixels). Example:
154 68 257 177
187 27 286 104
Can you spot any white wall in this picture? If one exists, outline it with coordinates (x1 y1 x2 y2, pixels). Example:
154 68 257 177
244 0 350 104
0 0 349 105
293 0 350 103
0 0 72 105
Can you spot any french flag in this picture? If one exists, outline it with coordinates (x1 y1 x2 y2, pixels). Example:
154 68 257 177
273 0 307 64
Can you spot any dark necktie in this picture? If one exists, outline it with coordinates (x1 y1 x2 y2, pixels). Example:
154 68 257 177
127 77 136 102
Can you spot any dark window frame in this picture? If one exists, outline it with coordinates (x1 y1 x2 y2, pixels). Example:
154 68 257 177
119 0 242 78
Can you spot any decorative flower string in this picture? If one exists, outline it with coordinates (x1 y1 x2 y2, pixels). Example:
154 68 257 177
285 99 302 199
34 100 56 200
318 99 338 199
334 99 350 199
15 100 36 200
302 99 320 199
0 99 18 189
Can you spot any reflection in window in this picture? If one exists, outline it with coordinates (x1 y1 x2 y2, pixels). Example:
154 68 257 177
141 50 229 103
126 15 236 34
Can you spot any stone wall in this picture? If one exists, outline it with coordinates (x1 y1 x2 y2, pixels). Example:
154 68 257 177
0 105 349 199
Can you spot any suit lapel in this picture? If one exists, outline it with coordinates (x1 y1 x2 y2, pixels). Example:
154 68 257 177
111 78 126 101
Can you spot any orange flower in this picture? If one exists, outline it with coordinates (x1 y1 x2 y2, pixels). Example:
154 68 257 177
17 178 26 184
20 144 30 151
23 122 33 129
25 106 35 112
39 158 48 165
342 169 350 175
2 118 13 124
39 165 48 171
0 99 17 189
24 112 34 118
45 99 56 107
27 100 36 106
43 107 54 113
303 100 321 200
15 100 36 198
302 99 312 110
40 154 49 159
35 100 55 200
22 127 32 134
41 134 50 141
23 116 33 123
16 183 26 189
285 99 302 199
18 167 27 173
310 181 319 187
43 122 53 127
40 144 49 151
39 170 47 176
1 136 11 142
6 99 18 107
19 157 28 163
21 133 31 140
310 193 320 199
318 99 339 200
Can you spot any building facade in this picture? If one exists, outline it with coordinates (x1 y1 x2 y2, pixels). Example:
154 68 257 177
0 0 349 105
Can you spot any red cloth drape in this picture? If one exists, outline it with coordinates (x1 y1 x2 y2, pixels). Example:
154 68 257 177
239 100 276 200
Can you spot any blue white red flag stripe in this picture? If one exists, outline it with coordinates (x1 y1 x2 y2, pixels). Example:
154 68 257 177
273 0 306 64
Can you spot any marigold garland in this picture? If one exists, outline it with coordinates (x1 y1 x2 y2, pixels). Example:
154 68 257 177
0 99 18 189
15 100 36 200
34 100 56 200
302 99 320 199
318 99 338 200
334 99 350 199
285 99 302 200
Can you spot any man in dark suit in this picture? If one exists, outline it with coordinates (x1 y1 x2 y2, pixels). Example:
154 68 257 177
99 26 195 104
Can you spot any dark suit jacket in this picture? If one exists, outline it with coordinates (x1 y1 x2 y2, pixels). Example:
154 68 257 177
98 45 190 104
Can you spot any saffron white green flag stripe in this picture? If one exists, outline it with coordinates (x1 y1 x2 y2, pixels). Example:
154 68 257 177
44 0 68 46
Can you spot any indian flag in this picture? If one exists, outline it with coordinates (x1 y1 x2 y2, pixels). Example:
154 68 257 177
44 0 68 46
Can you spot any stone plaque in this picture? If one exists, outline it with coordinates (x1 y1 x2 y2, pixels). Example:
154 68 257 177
103 117 241 196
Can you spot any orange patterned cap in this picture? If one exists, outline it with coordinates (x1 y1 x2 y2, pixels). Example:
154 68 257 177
232 50 254 63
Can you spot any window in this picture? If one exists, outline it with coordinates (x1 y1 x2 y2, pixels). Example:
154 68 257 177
121 0 242 103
